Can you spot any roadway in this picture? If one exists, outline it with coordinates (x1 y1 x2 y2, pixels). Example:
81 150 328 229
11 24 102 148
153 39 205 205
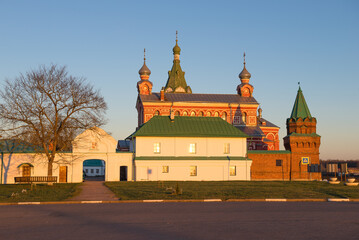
0 202 358 240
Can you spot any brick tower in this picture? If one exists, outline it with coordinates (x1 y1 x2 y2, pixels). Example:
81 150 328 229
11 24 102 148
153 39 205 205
283 86 321 180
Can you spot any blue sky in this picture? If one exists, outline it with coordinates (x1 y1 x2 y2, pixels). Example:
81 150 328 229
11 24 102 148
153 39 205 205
0 0 358 159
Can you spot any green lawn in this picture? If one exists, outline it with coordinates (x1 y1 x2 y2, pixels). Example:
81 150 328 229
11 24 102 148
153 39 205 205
105 181 359 200
0 183 79 202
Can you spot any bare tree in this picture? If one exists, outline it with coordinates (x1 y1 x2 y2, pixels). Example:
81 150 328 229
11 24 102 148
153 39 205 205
0 64 107 176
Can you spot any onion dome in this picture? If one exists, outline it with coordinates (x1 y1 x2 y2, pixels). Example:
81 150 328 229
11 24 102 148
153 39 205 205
138 49 151 80
173 31 181 55
239 52 251 80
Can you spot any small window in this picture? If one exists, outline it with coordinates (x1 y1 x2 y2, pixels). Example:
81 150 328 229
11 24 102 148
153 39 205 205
85 169 88 173
222 112 227 121
162 166 169 173
182 111 188 116
214 112 219 117
190 166 197 176
154 110 160 116
199 111 204 117
154 143 161 154
190 111 196 116
224 143 230 154
242 112 247 124
229 166 236 176
189 143 196 154
276 160 282 166
206 112 211 117
91 142 97 149
91 169 94 173
175 111 180 116
96 169 99 174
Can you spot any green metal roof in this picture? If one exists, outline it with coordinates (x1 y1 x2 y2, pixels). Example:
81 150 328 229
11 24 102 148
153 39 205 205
290 86 312 119
83 159 104 167
133 116 249 138
286 132 321 137
0 139 39 153
135 156 249 161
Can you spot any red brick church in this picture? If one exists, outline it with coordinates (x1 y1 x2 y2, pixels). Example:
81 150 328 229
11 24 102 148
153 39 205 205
135 35 280 151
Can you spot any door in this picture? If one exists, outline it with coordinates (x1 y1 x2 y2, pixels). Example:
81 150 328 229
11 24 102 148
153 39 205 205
120 166 127 181
22 165 31 177
59 166 68 183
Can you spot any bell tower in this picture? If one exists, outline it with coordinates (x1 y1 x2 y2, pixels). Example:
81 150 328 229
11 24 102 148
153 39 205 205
237 52 254 97
283 85 321 180
137 49 153 95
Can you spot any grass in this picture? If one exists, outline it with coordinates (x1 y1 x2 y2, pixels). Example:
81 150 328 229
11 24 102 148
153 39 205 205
105 181 359 200
0 183 79 202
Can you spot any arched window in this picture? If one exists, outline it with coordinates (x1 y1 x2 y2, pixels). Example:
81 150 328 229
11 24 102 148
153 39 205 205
242 112 247 124
221 112 227 121
154 110 160 116
198 111 204 117
17 163 34 177
182 111 188 116
175 111 180 116
214 112 219 117
206 112 211 117
190 111 196 116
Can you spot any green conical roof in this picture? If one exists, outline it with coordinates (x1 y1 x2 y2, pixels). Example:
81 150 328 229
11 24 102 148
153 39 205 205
164 39 191 93
290 86 312 119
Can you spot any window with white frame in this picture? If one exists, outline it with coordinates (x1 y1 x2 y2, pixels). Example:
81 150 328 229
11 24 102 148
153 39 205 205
154 143 161 154
162 166 169 173
229 166 236 176
224 143 230 154
189 143 196 154
190 166 197 176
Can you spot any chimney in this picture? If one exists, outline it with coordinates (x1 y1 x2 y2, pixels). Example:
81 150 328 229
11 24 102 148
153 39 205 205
160 87 165 101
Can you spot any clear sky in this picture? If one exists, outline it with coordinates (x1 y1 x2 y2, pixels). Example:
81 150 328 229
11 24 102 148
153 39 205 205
0 0 358 160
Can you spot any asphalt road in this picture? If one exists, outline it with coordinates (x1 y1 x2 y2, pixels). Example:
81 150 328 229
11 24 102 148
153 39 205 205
0 202 358 240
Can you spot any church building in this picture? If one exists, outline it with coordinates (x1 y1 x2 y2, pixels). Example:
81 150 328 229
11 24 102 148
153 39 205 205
135 34 280 151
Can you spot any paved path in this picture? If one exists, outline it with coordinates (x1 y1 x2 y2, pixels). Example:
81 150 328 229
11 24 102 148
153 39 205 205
70 181 119 201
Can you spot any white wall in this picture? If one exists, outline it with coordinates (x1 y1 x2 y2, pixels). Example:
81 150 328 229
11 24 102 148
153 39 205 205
135 160 251 181
135 137 247 157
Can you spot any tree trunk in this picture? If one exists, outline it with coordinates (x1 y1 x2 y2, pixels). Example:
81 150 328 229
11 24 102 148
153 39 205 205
48 160 53 177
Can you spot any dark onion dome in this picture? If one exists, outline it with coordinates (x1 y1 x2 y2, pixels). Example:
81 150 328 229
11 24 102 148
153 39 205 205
138 48 151 76
173 41 181 55
239 64 251 79
138 62 151 76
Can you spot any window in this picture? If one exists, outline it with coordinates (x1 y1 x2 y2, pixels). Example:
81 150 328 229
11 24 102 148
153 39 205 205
199 111 204 117
91 169 94 173
206 111 211 117
224 143 230 154
222 112 227 121
189 143 196 154
229 166 236 176
96 169 99 174
190 166 197 176
85 169 88 173
182 111 188 116
162 166 169 173
190 111 196 116
154 143 161 154
242 112 247 124
175 111 180 116
154 110 160 116
276 160 282 166
214 112 219 117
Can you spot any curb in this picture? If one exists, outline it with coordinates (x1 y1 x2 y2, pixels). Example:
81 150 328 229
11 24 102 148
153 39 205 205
1 198 358 205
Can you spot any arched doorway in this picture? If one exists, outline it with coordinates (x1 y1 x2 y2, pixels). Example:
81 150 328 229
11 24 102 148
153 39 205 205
83 159 106 181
